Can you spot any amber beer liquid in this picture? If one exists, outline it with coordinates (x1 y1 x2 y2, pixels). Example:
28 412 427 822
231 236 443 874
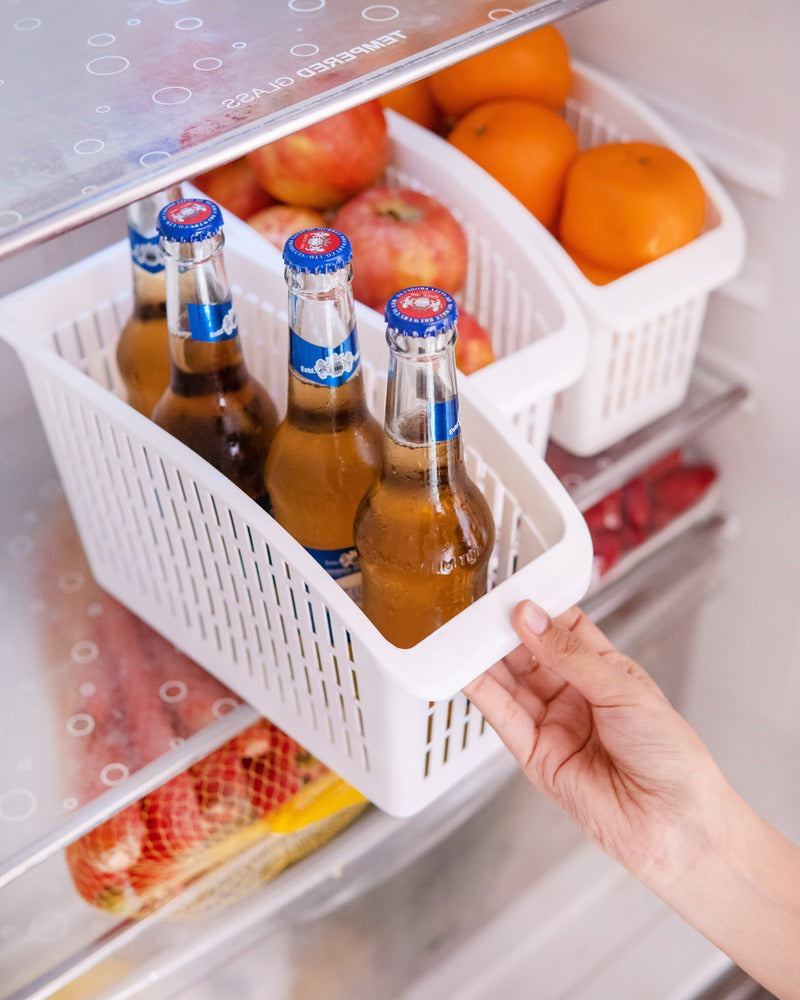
265 229 381 599
115 186 182 415
151 198 279 510
354 287 495 648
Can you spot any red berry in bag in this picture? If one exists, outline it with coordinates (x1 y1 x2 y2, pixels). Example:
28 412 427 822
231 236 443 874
621 476 650 530
584 490 623 533
651 464 717 515
140 772 206 862
243 757 305 818
75 803 146 873
591 530 623 576
192 745 252 831
65 840 132 911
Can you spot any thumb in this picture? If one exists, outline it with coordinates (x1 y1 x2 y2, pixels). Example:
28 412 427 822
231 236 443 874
512 601 646 706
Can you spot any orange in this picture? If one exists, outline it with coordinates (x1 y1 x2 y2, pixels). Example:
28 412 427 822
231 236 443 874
448 99 578 230
558 141 707 272
379 78 440 131
429 26 571 119
564 246 626 286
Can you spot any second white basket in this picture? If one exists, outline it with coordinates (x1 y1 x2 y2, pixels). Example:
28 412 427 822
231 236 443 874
538 62 746 456
383 109 588 456
0 209 592 818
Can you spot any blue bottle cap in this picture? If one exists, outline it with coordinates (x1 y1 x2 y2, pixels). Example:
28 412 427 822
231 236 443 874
384 287 459 337
283 228 353 273
157 198 224 243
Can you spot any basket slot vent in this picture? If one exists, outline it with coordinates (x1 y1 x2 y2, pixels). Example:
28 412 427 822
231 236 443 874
485 247 507 346
232 285 287 407
494 493 524 586
565 98 631 149
516 513 549 569
212 532 370 764
89 302 121 392
464 446 524 587
497 267 521 356
423 694 492 780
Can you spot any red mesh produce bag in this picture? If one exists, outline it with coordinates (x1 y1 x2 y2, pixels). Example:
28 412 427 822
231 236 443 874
65 719 366 918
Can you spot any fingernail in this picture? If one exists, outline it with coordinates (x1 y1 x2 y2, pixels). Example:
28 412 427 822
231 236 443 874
523 601 549 636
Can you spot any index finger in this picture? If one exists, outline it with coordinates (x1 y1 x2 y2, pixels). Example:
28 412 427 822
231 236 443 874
552 605 617 657
512 601 656 706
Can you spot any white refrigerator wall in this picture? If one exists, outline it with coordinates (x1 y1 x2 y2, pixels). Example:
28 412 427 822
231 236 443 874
561 0 800 840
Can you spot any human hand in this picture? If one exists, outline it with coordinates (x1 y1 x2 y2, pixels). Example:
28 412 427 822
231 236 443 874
463 601 728 886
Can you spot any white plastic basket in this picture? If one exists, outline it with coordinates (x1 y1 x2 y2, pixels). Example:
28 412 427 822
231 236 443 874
537 62 747 457
383 109 588 456
0 208 592 817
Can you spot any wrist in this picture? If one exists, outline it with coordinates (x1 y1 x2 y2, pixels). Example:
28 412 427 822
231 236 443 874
647 759 739 896
627 760 735 906
638 769 800 999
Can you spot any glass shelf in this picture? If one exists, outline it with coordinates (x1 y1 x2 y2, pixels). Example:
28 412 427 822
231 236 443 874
0 0 601 262
546 358 749 511
0 408 261 891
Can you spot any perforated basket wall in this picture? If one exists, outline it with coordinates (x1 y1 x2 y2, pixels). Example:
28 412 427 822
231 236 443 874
540 62 746 457
383 110 588 456
0 223 591 821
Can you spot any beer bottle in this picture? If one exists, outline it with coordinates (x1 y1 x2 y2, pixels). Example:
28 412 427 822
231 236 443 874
152 197 279 511
264 229 381 599
354 287 495 648
115 186 182 415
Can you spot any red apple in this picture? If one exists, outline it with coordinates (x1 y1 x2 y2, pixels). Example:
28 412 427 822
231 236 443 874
247 101 389 210
455 308 496 374
192 157 274 220
247 204 327 252
333 187 469 309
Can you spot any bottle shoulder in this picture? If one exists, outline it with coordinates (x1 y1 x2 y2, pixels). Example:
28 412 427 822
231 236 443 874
153 375 278 433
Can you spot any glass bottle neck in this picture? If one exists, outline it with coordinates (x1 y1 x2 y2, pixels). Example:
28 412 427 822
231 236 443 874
127 186 182 306
162 231 246 387
382 328 464 482
286 265 362 390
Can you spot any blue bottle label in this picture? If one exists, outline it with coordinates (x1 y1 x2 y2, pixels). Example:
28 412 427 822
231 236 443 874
306 545 362 603
431 398 460 442
305 544 360 580
290 327 359 387
186 301 239 342
128 227 164 274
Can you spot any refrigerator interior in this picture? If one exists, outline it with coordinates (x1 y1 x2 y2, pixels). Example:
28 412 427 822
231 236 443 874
1 0 798 997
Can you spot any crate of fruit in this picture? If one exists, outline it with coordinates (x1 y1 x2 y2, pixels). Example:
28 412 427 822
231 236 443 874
0 201 592 819
543 61 747 456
